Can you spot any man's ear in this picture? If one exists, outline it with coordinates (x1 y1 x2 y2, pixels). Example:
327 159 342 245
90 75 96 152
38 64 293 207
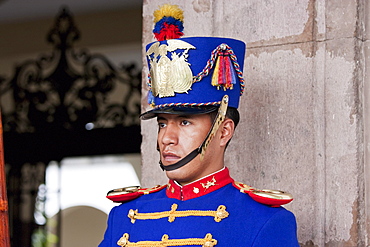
220 118 235 147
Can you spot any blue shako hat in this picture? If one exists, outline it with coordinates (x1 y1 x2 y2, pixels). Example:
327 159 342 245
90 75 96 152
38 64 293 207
141 5 246 120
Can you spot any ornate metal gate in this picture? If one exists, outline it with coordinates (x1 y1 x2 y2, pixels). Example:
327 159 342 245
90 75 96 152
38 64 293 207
0 8 141 246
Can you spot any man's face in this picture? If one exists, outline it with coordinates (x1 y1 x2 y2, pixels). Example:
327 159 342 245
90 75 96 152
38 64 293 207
157 113 223 184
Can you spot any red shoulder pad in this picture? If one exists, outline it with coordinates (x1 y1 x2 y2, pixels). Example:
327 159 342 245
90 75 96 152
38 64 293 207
106 185 166 203
232 181 293 207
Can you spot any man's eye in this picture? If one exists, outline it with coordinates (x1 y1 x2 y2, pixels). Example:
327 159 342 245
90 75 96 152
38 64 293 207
158 122 166 128
181 120 191 126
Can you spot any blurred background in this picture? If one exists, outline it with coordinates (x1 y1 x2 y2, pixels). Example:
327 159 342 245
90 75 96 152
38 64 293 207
0 0 143 246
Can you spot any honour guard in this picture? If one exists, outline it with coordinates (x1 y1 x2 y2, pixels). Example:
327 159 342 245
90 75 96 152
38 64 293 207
99 4 299 247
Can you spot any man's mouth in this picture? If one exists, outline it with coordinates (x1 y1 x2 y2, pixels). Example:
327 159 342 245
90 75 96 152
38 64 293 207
162 151 181 164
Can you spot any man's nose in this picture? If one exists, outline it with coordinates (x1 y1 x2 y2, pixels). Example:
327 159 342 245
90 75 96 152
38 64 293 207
161 123 178 146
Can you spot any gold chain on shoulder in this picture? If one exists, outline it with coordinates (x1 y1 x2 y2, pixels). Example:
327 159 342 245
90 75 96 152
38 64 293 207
128 204 228 223
117 233 217 247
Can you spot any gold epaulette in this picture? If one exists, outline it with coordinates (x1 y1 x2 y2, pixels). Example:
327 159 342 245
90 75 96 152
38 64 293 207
232 181 293 207
106 185 166 203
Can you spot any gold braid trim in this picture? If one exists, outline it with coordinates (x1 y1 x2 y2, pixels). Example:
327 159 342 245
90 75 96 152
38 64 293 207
117 233 217 247
128 204 228 223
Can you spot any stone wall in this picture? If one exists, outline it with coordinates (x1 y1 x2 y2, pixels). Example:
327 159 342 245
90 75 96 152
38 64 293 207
141 0 370 245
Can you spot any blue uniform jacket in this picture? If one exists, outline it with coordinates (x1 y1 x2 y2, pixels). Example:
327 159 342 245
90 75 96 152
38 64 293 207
99 168 299 247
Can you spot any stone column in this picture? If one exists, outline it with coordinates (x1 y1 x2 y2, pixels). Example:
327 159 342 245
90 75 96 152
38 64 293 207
141 0 369 245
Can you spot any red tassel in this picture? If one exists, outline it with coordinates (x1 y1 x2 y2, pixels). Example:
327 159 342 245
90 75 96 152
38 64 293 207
224 53 233 89
218 54 225 87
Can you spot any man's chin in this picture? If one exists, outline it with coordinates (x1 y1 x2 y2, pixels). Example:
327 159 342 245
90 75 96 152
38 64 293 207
165 169 179 180
164 165 182 173
164 166 185 177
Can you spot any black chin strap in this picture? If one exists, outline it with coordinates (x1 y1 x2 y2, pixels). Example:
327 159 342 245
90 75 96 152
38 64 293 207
159 147 200 171
159 95 229 172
